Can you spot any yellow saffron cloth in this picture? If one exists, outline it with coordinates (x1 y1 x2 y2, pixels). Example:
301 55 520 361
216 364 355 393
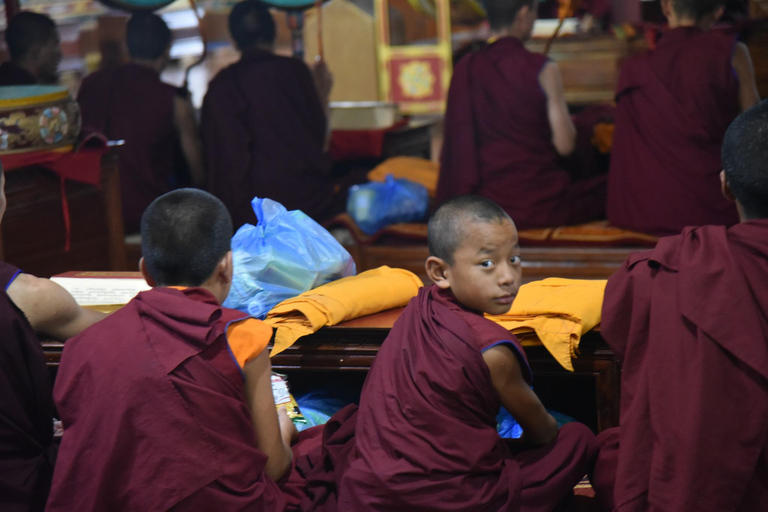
367 157 439 197
486 278 607 372
265 266 423 356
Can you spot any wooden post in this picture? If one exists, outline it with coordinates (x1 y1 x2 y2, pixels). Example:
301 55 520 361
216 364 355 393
4 0 20 23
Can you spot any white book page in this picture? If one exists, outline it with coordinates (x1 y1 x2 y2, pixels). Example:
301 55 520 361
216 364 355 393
51 277 151 306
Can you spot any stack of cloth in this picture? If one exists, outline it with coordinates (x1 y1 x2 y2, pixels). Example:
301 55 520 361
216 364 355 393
265 266 423 356
487 278 607 371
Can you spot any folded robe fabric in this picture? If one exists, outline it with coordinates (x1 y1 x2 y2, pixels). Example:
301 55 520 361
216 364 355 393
367 156 439 197
486 278 606 371
265 266 423 356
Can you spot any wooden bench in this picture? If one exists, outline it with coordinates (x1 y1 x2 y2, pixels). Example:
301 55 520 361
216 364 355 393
42 307 620 432
358 242 645 285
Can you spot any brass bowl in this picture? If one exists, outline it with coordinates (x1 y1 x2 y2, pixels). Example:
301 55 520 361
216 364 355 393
0 85 81 155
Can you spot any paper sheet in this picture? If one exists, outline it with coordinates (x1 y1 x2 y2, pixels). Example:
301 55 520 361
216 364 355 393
51 277 150 306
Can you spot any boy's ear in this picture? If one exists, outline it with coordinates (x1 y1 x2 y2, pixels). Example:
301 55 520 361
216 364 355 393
425 256 451 289
720 170 736 202
217 251 234 285
139 257 157 288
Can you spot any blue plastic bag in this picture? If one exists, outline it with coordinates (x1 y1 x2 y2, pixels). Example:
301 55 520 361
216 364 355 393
223 198 356 318
346 175 428 235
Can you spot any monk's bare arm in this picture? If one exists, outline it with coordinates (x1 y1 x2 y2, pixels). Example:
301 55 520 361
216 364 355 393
539 61 576 157
6 273 106 340
243 350 296 482
732 42 760 112
483 344 558 446
173 95 205 188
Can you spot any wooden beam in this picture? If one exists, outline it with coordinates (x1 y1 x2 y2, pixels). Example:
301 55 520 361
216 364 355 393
5 0 21 23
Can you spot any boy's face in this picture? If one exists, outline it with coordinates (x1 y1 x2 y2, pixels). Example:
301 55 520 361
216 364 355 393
438 218 522 315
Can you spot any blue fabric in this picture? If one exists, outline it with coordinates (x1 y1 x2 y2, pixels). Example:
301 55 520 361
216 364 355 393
496 407 577 439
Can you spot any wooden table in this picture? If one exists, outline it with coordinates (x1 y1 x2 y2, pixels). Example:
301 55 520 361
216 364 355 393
42 307 619 432
0 153 126 277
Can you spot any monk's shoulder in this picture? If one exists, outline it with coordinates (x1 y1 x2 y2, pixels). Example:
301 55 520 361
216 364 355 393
627 225 723 274
78 67 115 92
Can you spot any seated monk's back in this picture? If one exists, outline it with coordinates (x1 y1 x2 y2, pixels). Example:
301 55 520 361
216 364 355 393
202 51 336 228
439 38 579 229
78 63 185 233
607 27 741 236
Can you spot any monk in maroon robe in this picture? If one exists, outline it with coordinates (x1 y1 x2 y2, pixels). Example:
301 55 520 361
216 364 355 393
606 0 760 236
337 196 598 511
47 189 299 511
78 13 203 234
592 101 768 511
438 0 606 230
0 165 105 512
202 0 341 228
0 12 61 86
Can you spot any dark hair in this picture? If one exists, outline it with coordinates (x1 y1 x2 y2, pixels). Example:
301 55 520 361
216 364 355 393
480 0 536 31
127 12 172 60
141 189 233 286
428 195 512 264
722 100 768 219
228 0 276 50
5 11 57 60
671 0 724 21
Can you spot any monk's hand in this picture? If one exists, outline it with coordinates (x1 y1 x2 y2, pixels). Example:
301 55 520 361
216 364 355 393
278 406 299 445
311 57 333 100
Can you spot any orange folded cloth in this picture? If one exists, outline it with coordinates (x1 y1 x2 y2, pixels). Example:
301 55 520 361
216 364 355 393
367 156 439 197
265 266 423 356
486 278 607 371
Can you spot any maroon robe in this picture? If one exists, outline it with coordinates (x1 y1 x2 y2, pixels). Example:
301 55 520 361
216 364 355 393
202 51 339 228
438 37 606 230
77 63 186 233
0 263 55 512
0 62 36 85
337 285 597 511
607 27 741 236
47 287 286 511
593 221 768 511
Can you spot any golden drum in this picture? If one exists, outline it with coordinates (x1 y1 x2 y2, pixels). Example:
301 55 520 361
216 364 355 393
0 85 81 155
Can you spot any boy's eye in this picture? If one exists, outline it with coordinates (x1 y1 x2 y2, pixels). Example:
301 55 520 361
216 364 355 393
480 260 494 268
511 256 521 265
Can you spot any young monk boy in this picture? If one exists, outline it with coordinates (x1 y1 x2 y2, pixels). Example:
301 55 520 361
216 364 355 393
592 100 768 511
46 189 298 511
607 0 760 236
338 195 598 510
0 164 105 512
438 0 607 230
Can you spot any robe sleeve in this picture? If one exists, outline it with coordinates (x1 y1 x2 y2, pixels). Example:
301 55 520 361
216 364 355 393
226 318 273 368
601 256 654 363
437 56 481 204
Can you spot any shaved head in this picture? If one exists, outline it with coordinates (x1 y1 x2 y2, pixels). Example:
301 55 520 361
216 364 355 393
722 100 768 219
480 0 536 31
229 0 276 50
670 0 724 21
141 189 233 287
428 195 513 264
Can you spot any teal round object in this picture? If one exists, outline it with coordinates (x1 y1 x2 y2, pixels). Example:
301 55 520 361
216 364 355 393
260 0 317 9
95 0 175 11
